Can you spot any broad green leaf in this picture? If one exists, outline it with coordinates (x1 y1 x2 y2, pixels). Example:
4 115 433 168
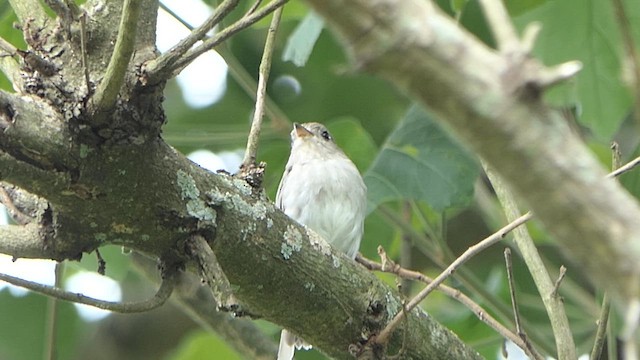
515 0 633 141
282 11 324 67
364 105 479 213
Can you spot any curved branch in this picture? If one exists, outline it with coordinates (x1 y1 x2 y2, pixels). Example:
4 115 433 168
91 0 142 122
0 267 176 313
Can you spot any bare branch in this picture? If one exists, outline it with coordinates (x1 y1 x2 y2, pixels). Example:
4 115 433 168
375 211 532 345
155 2 291 130
590 294 611 360
145 0 240 79
357 253 544 360
0 266 176 312
91 0 142 122
165 0 288 80
240 5 284 170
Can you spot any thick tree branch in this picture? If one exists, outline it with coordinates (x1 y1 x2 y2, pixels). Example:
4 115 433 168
304 0 640 308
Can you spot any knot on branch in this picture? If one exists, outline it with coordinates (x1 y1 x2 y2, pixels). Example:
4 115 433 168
236 161 266 189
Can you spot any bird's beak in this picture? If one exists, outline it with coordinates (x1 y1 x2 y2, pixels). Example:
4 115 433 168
294 123 313 138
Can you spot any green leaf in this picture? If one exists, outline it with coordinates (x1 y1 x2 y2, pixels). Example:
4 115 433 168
364 105 479 213
515 0 634 141
282 11 324 67
168 330 241 360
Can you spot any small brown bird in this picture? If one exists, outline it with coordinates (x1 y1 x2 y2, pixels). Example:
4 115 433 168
276 122 367 360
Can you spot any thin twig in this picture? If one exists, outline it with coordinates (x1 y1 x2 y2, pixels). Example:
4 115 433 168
357 253 544 360
504 249 522 334
240 5 284 168
503 249 541 359
608 155 640 178
43 262 64 360
157 2 291 131
91 0 142 121
0 268 176 312
590 294 611 360
550 265 567 299
375 211 532 344
148 0 240 78
187 235 238 312
167 0 289 78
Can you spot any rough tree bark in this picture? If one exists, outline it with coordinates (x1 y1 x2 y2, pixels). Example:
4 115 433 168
0 0 484 359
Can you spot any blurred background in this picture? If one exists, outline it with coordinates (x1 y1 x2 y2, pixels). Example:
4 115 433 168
0 0 639 359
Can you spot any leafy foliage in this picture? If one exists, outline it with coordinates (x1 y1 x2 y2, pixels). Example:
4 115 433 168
364 105 479 213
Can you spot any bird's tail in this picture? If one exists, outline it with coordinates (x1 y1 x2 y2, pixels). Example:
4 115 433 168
277 330 296 360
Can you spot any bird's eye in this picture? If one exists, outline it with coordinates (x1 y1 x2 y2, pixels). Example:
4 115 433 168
321 130 332 141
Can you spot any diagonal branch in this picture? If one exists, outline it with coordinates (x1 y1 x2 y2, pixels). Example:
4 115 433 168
144 0 288 84
484 160 577 360
375 211 532 344
145 0 240 81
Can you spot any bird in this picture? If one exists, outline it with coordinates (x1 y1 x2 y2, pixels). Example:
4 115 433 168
275 122 367 360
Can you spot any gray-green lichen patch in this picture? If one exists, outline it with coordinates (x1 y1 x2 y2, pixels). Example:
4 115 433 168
282 224 303 259
95 233 107 242
177 170 200 199
304 282 316 291
307 228 332 256
79 144 92 159
177 170 216 222
140 234 150 241
331 255 341 268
